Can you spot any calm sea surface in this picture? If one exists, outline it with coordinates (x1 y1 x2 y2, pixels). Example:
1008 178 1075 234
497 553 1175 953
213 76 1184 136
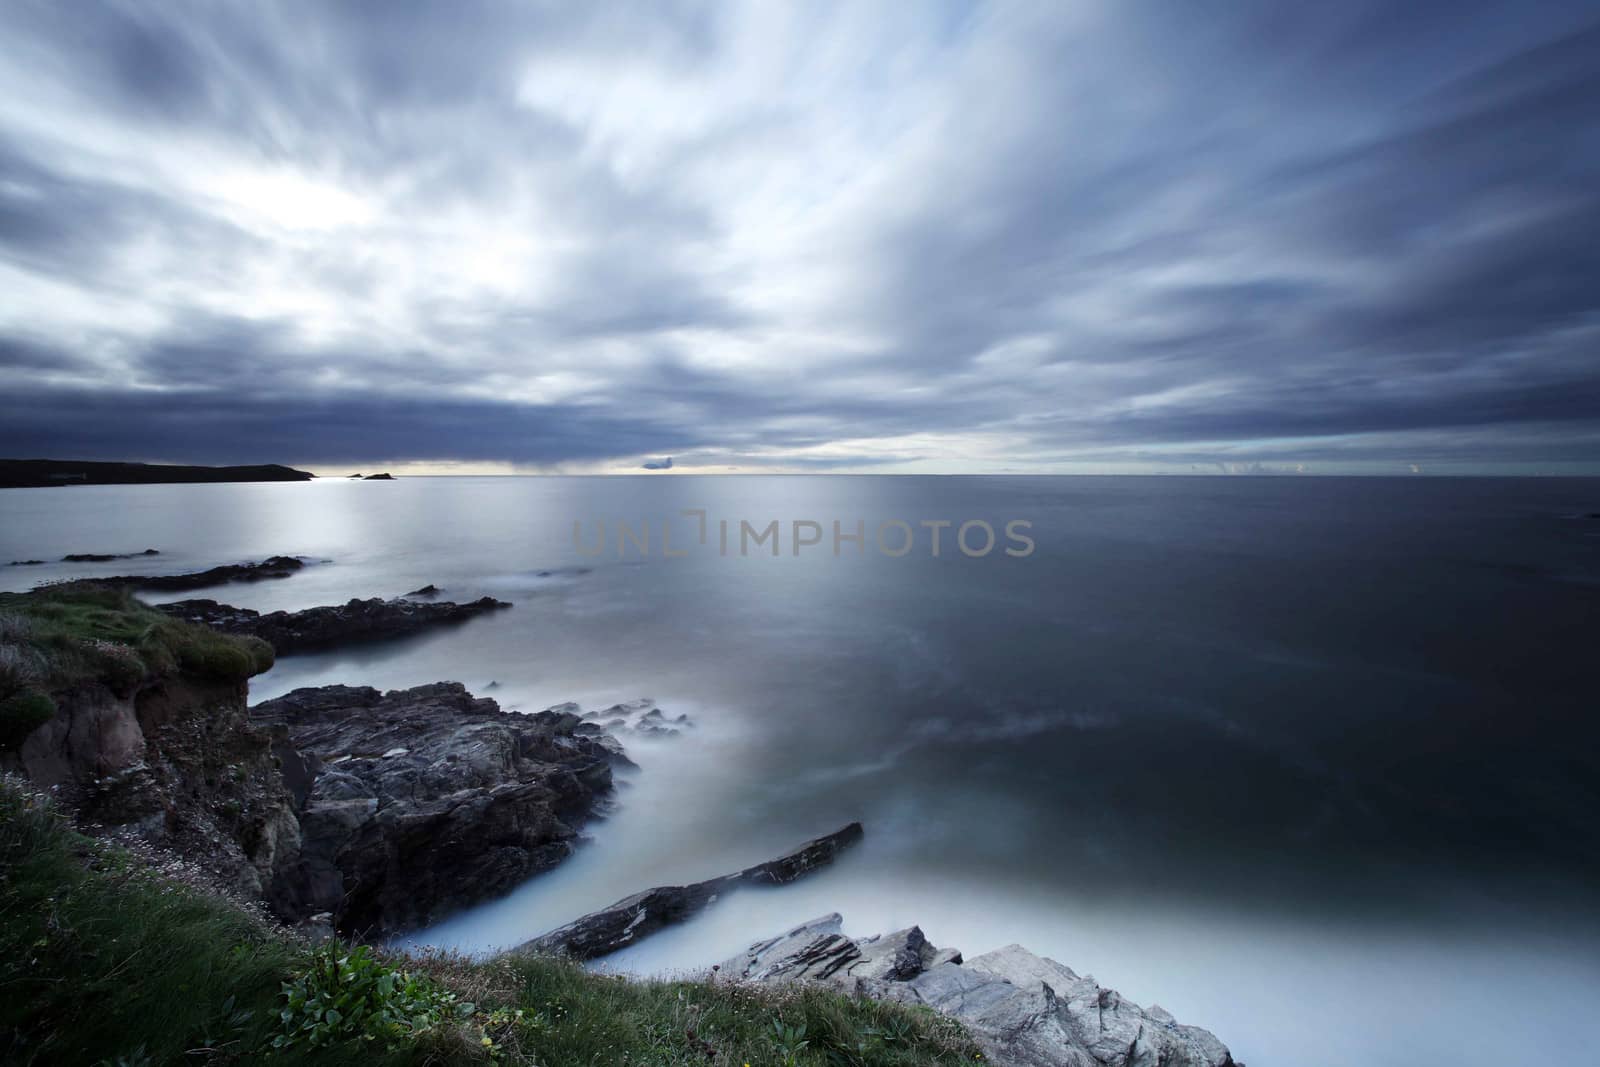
4 475 1598 1066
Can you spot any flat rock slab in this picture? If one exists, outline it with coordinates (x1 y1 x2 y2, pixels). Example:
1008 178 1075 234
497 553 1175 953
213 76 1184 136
516 823 864 960
88 555 306 591
159 594 510 654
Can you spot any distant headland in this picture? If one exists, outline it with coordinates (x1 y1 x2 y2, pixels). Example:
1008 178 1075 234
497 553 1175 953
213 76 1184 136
0 458 314 488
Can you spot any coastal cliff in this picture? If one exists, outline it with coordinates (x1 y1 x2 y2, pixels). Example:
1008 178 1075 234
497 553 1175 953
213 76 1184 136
0 583 619 936
0 581 1241 1066
0 458 314 488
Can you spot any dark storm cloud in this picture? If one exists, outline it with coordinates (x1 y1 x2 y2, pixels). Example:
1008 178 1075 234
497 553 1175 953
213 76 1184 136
0 379 690 468
0 0 1596 471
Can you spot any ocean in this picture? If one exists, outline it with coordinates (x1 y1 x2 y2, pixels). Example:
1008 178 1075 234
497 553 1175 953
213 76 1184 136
4 474 1598 1066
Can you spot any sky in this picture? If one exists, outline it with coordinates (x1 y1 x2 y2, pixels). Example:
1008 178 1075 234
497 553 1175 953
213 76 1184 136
0 1 1597 476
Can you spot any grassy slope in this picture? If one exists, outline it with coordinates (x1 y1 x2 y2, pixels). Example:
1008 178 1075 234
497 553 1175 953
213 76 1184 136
0 582 276 749
0 581 275 692
0 781 981 1066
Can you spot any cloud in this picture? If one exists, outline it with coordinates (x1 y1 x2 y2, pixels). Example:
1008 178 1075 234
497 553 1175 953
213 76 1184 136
0 1 1596 473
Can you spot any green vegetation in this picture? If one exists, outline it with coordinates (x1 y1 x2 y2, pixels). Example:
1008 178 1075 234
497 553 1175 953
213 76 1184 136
275 943 479 1052
0 779 981 1065
0 582 273 711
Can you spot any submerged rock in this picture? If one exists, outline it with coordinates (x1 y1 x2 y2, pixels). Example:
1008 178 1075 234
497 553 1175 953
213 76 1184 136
252 682 622 935
158 595 511 654
516 823 864 960
718 915 1238 1067
583 700 694 737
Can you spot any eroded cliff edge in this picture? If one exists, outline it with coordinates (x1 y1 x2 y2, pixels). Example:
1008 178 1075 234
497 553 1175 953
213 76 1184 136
0 582 619 936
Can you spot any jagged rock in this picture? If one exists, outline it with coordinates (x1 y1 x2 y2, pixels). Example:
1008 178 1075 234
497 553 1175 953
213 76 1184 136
252 682 622 935
90 555 305 592
582 700 694 738
404 584 442 597
516 823 864 960
157 595 511 654
718 916 1237 1067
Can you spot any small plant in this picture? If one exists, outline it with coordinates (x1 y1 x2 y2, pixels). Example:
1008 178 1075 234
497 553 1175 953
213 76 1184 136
772 1017 810 1066
273 942 474 1051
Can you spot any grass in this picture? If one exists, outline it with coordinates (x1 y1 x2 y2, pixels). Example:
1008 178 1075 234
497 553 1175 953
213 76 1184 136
0 779 982 1066
0 583 274 737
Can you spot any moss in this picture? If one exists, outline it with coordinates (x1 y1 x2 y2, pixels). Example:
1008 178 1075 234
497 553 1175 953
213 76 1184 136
0 582 273 692
0 689 54 750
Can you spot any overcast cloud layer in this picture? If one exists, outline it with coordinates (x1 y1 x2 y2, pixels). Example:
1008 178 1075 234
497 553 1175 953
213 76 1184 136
0 1 1597 474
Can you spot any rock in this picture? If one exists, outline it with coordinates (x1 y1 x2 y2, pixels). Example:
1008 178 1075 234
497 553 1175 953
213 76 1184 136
6 673 305 904
89 556 305 592
60 549 161 562
363 473 395 480
718 917 1238 1067
7 559 46 566
516 823 864 960
252 682 623 935
404 584 442 597
583 700 694 738
157 595 512 655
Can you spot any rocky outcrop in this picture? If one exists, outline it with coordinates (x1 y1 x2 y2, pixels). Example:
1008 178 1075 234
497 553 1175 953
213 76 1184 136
158 595 511 654
6 674 302 905
61 549 161 562
718 915 1237 1067
93 555 306 591
252 683 622 935
572 698 693 738
517 823 864 960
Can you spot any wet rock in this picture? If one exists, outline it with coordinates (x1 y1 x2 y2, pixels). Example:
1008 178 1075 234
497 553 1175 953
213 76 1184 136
252 682 622 935
157 595 511 655
404 584 443 597
583 700 694 738
90 556 305 592
516 823 864 960
718 916 1238 1067
61 549 161 562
